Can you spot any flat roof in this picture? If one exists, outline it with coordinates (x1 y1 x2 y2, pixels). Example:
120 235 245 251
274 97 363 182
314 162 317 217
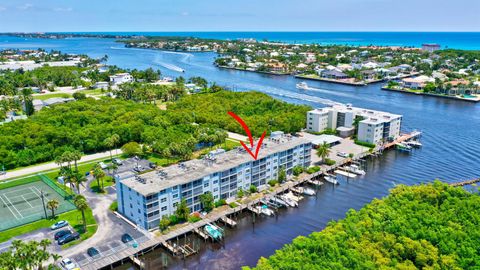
119 135 310 196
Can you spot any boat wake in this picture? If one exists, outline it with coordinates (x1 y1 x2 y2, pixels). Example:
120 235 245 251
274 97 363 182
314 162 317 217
303 85 384 104
153 59 185 73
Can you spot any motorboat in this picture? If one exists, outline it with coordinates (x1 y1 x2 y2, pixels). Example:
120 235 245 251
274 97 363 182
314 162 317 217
256 205 275 216
396 142 412 152
280 194 298 207
303 187 316 196
344 164 366 175
269 196 288 207
204 224 223 240
405 140 422 148
324 173 339 185
296 81 309 90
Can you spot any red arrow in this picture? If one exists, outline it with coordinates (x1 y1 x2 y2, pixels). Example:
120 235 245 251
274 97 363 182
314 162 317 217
228 111 266 160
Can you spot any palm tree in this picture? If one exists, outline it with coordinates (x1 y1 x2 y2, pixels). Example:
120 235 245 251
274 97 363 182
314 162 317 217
72 172 87 194
316 142 331 164
92 164 106 192
46 199 59 218
104 137 114 162
70 150 82 173
111 133 120 156
74 195 89 233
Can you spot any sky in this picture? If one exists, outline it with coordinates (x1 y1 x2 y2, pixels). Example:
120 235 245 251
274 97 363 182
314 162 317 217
0 0 479 32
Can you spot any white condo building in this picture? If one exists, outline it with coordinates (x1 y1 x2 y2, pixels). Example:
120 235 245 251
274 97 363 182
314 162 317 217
115 133 312 230
307 104 402 145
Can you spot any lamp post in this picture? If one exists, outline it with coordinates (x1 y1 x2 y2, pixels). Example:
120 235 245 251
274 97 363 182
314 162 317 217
40 190 48 219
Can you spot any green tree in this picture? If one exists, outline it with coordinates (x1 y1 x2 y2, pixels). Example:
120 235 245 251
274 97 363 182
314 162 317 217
237 188 244 198
0 239 60 269
72 172 87 194
159 215 171 231
72 91 87 100
292 166 304 176
199 192 215 212
121 142 142 157
92 163 106 192
74 195 89 232
21 88 34 116
278 167 287 183
316 142 331 163
46 199 59 218
175 198 190 221
249 184 257 193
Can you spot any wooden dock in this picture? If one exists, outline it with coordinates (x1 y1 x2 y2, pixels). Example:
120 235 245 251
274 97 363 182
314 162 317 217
193 228 210 240
383 131 422 150
450 178 480 187
219 216 237 227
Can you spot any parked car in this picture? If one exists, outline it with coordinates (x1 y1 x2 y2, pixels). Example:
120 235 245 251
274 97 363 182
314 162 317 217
60 258 77 270
58 232 80 245
121 233 133 243
133 165 143 173
50 220 68 230
0 171 5 176
148 162 156 169
99 162 108 170
113 158 123 165
87 247 100 257
54 229 71 240
336 152 349 158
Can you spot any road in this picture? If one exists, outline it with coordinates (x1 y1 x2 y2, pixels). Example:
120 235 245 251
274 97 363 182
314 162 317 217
1 149 122 181
2 133 243 181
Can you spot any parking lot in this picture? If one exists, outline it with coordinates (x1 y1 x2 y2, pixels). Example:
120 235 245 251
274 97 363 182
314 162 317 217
111 157 153 175
62 210 149 268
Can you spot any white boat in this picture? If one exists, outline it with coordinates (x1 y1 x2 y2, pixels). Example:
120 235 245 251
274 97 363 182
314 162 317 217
303 187 316 196
270 196 288 207
280 194 298 207
324 174 339 185
256 205 275 216
296 81 309 90
405 141 422 148
344 164 366 175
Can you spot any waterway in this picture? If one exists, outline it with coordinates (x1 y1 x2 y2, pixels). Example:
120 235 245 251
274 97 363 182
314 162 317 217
1 35 479 269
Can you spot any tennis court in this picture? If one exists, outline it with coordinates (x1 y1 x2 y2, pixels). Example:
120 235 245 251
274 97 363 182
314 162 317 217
0 175 76 231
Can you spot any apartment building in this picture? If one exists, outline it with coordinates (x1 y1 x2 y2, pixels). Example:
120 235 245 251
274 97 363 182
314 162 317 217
306 104 402 145
115 133 312 230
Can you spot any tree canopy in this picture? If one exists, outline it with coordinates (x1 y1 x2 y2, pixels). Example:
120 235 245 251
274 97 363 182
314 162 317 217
0 91 309 169
246 181 480 270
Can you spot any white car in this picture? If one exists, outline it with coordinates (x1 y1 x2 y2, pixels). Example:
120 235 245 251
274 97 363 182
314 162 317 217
50 220 68 230
113 158 123 165
60 258 77 270
99 162 108 169
337 152 349 158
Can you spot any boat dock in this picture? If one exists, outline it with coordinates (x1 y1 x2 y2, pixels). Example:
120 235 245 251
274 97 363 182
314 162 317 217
450 178 480 187
81 138 416 270
334 170 357 178
219 216 237 227
383 131 422 150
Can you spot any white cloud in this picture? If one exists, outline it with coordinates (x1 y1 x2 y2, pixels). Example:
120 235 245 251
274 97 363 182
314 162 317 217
181 11 189 16
53 7 73 12
17 3 33 10
0 6 6 12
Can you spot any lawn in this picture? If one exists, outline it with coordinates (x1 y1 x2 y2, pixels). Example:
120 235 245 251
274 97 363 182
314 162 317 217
78 88 105 96
0 175 40 190
89 176 115 193
146 153 180 167
33 93 72 101
0 208 97 243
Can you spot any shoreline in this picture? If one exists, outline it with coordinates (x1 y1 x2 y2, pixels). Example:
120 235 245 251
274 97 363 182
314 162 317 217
216 65 291 76
381 87 480 102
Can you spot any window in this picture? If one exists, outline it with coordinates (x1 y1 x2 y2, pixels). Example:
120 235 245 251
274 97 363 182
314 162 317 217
161 206 167 211
161 198 167 203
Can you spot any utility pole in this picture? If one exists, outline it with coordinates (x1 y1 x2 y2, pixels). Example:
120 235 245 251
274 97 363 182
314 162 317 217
40 190 48 219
